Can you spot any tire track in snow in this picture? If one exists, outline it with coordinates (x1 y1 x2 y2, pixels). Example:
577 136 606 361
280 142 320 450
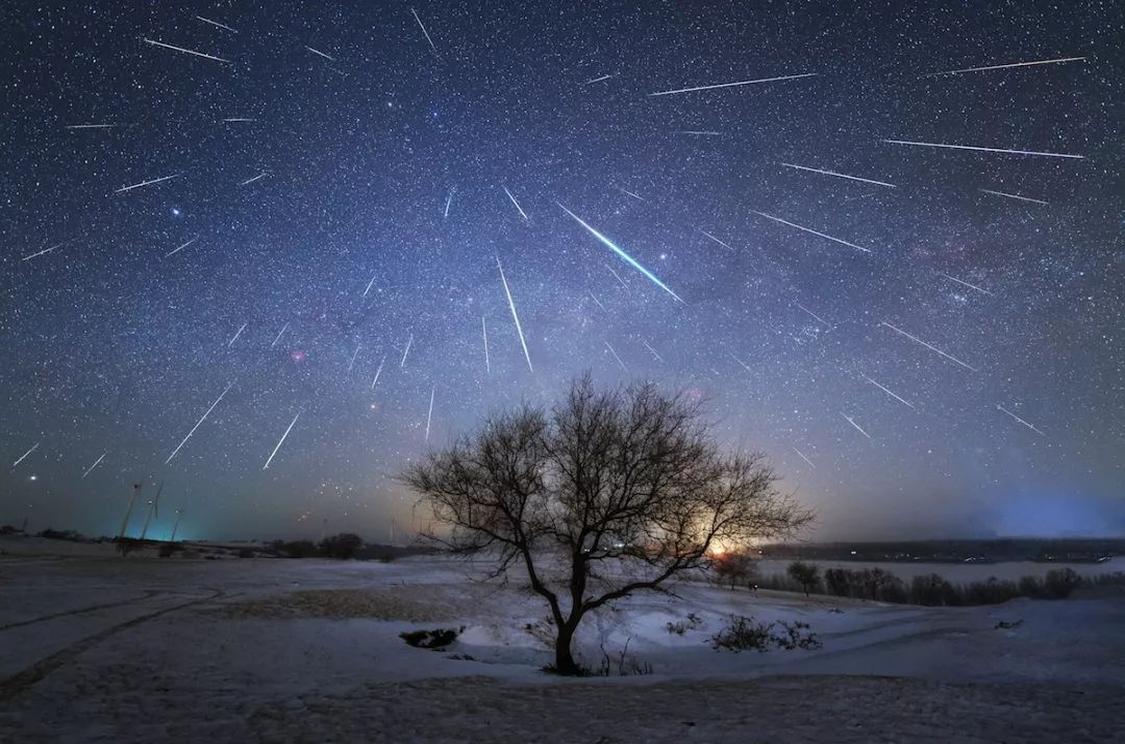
0 589 222 702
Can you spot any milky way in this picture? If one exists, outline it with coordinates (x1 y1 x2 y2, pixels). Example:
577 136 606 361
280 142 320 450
2 2 1122 540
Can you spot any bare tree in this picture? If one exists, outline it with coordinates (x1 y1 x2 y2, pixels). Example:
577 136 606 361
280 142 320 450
401 375 812 675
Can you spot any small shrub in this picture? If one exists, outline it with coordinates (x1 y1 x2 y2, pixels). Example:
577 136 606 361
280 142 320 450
1044 568 1081 599
237 548 255 559
711 615 775 653
770 621 822 650
666 612 704 635
995 619 1023 630
400 626 463 649
278 540 318 558
158 542 184 558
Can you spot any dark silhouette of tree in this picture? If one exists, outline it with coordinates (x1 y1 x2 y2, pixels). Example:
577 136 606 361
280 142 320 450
401 375 812 675
319 533 363 560
787 561 821 596
712 552 759 590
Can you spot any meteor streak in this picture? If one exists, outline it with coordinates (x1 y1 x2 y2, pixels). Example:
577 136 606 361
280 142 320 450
164 236 198 257
496 256 534 373
642 339 664 362
648 72 816 97
305 45 335 62
239 172 267 186
677 130 722 136
65 123 120 129
481 316 490 374
165 382 233 464
263 412 301 469
228 323 247 347
425 387 436 442
347 344 361 374
444 189 454 218
616 186 645 201
142 38 229 63
196 15 237 32
82 452 107 479
363 273 377 297
221 117 256 123
400 334 413 368
793 447 815 468
795 303 831 328
588 292 606 311
980 188 1048 206
371 357 386 389
937 272 993 296
605 341 627 370
751 211 872 253
605 264 628 289
585 74 613 85
841 413 871 439
411 8 440 57
371 355 389 389
780 162 897 188
729 353 753 373
881 139 1084 159
996 404 1046 436
502 186 529 220
12 442 39 468
879 321 977 372
557 203 684 302
861 374 915 409
922 56 1085 77
699 230 734 251
271 322 288 348
21 241 68 262
114 174 179 193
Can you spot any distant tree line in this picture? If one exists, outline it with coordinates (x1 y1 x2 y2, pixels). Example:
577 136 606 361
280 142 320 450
718 557 1124 606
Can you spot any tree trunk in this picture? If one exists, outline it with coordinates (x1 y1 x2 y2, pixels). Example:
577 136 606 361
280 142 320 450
553 624 580 675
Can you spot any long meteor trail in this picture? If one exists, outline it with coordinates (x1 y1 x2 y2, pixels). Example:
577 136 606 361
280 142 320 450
861 374 915 409
371 356 386 389
239 172 268 187
700 230 734 250
400 334 413 368
82 452 107 479
165 383 233 464
557 203 684 302
305 45 336 62
424 387 435 442
780 162 897 188
502 186 529 220
165 236 198 258
922 56 1085 77
937 272 993 296
22 241 68 262
271 322 289 348
411 8 440 57
793 447 815 468
65 123 121 130
12 442 40 468
604 341 627 371
196 15 237 32
648 72 816 97
114 174 179 194
263 412 301 469
879 321 977 372
882 139 1084 160
481 316 490 374
142 38 229 63
751 211 872 253
980 189 1048 206
841 413 872 439
996 404 1046 436
496 257 534 373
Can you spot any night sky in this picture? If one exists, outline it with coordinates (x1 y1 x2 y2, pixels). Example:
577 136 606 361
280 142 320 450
2 1 1122 542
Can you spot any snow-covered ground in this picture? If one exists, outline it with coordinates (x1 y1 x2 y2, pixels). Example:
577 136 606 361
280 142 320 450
1 539 1123 742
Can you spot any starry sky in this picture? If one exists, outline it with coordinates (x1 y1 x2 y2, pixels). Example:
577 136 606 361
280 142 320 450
2 1 1122 542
